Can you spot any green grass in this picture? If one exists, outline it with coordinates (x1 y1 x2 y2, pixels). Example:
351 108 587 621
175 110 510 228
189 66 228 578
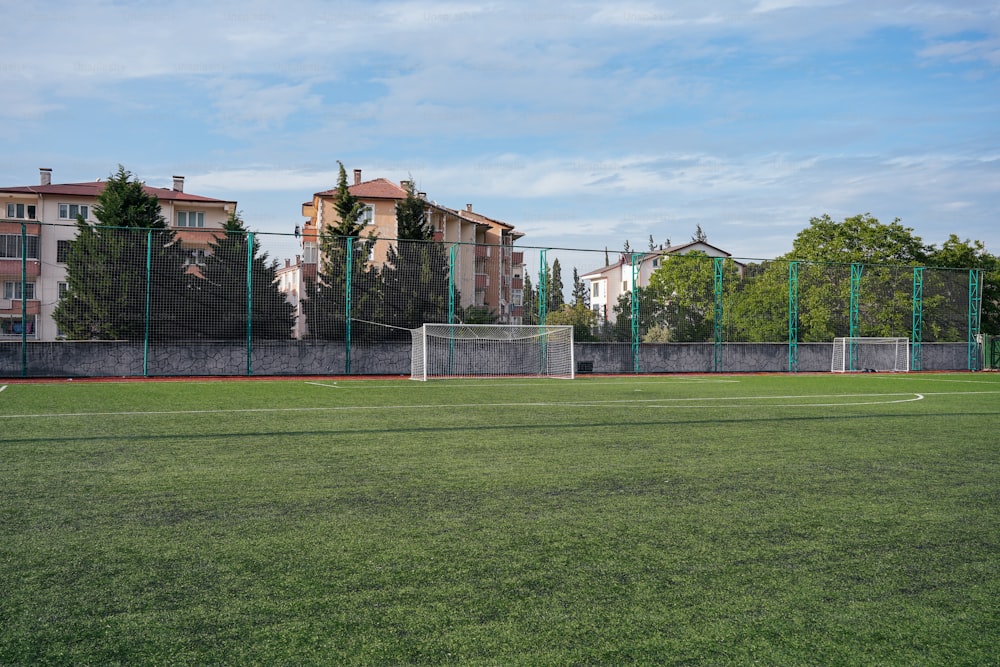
1 373 998 665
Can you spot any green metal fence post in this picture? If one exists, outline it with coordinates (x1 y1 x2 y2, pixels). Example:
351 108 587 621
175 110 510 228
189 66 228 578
912 267 924 371
969 268 982 371
448 244 457 374
143 230 152 377
538 249 548 325
631 253 640 374
20 224 27 377
713 257 724 373
849 263 864 371
788 261 799 373
246 231 254 376
345 236 353 375
448 244 457 324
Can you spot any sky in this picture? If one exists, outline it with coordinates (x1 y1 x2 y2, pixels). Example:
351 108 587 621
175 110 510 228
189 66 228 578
2 0 998 272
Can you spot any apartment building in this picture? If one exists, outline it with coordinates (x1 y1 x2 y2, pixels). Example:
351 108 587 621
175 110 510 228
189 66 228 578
581 240 735 324
0 168 237 341
293 169 525 332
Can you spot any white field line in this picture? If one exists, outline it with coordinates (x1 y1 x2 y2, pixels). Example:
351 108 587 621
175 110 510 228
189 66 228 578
4 391 995 420
881 376 1000 385
0 385 7 393
305 382 342 389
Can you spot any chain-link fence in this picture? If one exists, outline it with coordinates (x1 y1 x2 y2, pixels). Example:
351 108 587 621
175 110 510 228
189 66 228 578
0 223 984 377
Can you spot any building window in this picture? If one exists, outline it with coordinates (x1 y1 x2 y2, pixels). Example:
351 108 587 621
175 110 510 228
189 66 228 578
361 205 374 226
1 315 36 337
592 282 601 298
0 234 40 259
3 281 36 300
58 203 89 220
6 203 36 219
176 211 205 228
186 248 208 266
303 242 318 263
57 240 72 263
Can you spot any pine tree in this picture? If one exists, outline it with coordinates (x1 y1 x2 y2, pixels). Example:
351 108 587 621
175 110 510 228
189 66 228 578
548 258 565 313
522 273 538 324
571 267 589 307
301 162 379 340
190 212 295 340
379 181 451 336
54 165 191 341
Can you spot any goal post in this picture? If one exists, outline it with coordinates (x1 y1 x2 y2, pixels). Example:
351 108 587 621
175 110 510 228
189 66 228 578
831 337 910 373
410 324 575 380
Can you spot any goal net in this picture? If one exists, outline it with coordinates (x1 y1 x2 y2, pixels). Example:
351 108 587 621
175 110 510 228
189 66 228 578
411 324 575 381
831 337 910 373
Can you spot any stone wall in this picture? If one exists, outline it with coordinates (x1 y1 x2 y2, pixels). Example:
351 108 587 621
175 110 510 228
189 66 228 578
0 340 978 378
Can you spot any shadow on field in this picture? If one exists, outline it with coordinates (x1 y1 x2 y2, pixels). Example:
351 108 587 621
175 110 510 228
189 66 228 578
3 410 990 446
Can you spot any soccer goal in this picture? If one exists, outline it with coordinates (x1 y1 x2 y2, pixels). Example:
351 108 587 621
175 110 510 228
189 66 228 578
831 337 910 373
410 324 575 381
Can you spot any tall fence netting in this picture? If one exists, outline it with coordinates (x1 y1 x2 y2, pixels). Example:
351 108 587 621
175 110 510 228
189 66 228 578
0 222 985 377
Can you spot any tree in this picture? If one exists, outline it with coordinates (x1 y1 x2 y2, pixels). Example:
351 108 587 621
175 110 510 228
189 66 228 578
379 181 451 336
692 225 707 243
394 178 429 240
301 162 379 340
646 252 739 342
607 286 663 342
189 212 295 340
780 214 932 339
571 267 589 307
548 258 565 313
522 273 538 325
546 302 597 341
54 165 191 341
786 213 929 264
927 235 1000 336
329 161 369 237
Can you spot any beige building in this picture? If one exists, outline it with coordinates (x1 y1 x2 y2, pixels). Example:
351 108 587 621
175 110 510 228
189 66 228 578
295 169 525 330
0 168 236 341
581 240 736 324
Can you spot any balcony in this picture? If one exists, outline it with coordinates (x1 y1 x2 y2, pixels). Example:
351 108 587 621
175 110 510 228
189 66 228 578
511 276 523 290
0 259 41 278
511 251 523 265
475 273 489 290
475 245 491 258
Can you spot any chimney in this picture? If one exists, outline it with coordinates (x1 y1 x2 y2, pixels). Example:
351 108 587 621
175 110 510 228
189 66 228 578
400 180 412 190
418 192 426 199
40 168 52 186
172 175 185 192
466 204 473 212
353 169 362 185
285 258 290 268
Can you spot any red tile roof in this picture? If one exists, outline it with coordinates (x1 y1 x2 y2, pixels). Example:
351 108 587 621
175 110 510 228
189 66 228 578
315 178 408 200
0 181 235 204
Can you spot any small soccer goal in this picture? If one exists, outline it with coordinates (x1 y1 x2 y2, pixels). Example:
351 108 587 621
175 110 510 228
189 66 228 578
410 324 575 381
831 337 910 373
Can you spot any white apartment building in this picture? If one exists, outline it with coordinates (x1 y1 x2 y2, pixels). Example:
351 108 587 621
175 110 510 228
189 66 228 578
581 240 736 324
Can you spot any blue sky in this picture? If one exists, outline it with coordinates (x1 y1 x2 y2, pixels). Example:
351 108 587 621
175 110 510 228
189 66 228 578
2 0 998 268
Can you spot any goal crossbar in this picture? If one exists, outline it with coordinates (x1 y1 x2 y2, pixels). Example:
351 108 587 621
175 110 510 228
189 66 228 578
831 336 910 373
411 324 575 380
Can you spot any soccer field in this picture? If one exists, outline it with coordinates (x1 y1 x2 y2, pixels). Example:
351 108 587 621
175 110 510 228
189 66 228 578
1 373 998 665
